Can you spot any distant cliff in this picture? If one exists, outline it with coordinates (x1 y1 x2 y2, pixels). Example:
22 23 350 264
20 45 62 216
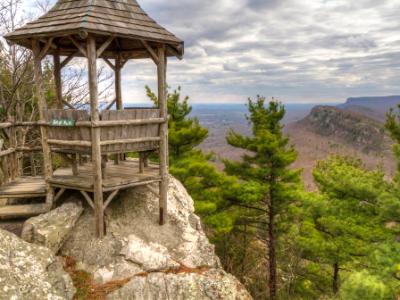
297 106 389 152
338 96 400 121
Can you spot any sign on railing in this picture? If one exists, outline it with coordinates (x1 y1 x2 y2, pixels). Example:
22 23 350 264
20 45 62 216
50 119 76 127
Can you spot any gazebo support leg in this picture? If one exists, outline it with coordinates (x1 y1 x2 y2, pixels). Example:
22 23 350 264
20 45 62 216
115 54 123 164
158 46 168 225
87 36 105 237
32 39 54 208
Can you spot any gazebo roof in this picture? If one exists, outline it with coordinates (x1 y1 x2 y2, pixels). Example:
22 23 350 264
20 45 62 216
4 0 184 59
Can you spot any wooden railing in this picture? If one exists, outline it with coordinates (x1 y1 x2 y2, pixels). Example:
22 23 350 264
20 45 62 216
0 121 42 184
45 109 164 154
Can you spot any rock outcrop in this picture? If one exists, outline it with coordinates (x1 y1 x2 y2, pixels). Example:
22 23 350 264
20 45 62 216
108 269 252 300
21 202 83 253
0 228 75 300
298 105 389 152
60 177 252 299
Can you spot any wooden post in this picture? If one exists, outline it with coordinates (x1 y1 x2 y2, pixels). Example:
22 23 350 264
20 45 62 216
115 54 123 110
30 152 36 176
139 152 145 173
115 54 123 164
87 36 105 238
32 39 54 206
8 118 17 181
157 45 168 225
53 51 63 109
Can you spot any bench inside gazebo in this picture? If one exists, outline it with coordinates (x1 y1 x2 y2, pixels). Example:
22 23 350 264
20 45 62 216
0 0 184 237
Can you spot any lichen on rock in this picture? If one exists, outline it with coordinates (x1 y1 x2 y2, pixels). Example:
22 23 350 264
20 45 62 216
0 228 75 300
21 202 83 253
59 176 252 299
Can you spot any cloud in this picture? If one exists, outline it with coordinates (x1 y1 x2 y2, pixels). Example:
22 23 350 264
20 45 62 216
22 0 400 103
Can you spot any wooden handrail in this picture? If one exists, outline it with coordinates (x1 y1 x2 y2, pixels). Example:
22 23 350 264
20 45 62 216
94 118 167 127
0 148 16 157
100 137 160 146
48 139 92 147
0 122 13 129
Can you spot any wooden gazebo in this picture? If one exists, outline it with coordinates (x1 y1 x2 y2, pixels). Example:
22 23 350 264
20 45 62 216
2 0 183 237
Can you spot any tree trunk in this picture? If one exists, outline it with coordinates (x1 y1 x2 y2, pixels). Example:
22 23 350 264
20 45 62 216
333 262 340 295
268 202 277 300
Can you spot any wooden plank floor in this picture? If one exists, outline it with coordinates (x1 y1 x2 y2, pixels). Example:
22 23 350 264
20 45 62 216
0 177 47 199
50 160 160 192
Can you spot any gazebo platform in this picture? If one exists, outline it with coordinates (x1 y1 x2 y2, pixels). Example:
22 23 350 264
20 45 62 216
50 160 160 192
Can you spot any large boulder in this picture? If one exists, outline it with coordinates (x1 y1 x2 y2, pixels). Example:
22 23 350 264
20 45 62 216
0 228 75 300
60 176 252 299
21 202 83 253
108 269 252 300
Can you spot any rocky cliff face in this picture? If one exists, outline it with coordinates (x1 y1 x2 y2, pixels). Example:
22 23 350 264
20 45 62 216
0 177 252 300
298 105 389 152
0 228 75 300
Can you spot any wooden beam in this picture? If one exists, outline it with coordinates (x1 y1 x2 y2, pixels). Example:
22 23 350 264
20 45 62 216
97 36 114 58
103 179 162 192
87 35 105 238
0 122 13 129
80 191 95 210
115 54 123 110
0 204 50 219
32 39 55 207
167 45 183 60
103 58 115 71
100 137 160 146
0 148 15 158
140 40 159 65
53 51 63 109
48 139 92 147
93 118 166 127
61 51 79 69
63 100 75 109
54 188 66 202
69 36 87 57
104 98 116 111
103 189 119 210
40 38 57 50
39 38 54 60
157 45 168 225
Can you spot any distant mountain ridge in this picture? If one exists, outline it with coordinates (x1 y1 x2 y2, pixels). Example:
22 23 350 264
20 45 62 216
338 95 400 122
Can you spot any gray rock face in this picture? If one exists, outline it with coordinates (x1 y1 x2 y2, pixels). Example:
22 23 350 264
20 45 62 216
21 202 83 253
0 228 75 300
61 177 252 299
108 269 252 300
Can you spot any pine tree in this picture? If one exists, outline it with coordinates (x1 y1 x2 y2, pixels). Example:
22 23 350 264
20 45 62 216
145 86 242 232
298 155 390 296
145 86 208 160
224 96 302 300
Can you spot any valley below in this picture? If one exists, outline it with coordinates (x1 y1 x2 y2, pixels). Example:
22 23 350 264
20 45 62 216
194 96 400 190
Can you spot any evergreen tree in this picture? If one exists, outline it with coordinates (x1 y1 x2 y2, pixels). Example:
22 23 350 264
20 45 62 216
224 96 302 300
298 156 391 297
145 86 242 232
145 86 208 160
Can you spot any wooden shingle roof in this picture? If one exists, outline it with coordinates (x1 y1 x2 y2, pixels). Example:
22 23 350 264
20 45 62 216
4 0 184 58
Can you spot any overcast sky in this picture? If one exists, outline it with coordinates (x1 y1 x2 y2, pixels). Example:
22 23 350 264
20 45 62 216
24 0 400 104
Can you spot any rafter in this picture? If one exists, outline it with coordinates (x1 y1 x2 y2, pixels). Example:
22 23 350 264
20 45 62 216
38 38 54 60
69 36 87 57
103 58 115 71
140 40 159 65
97 36 115 58
61 51 79 69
